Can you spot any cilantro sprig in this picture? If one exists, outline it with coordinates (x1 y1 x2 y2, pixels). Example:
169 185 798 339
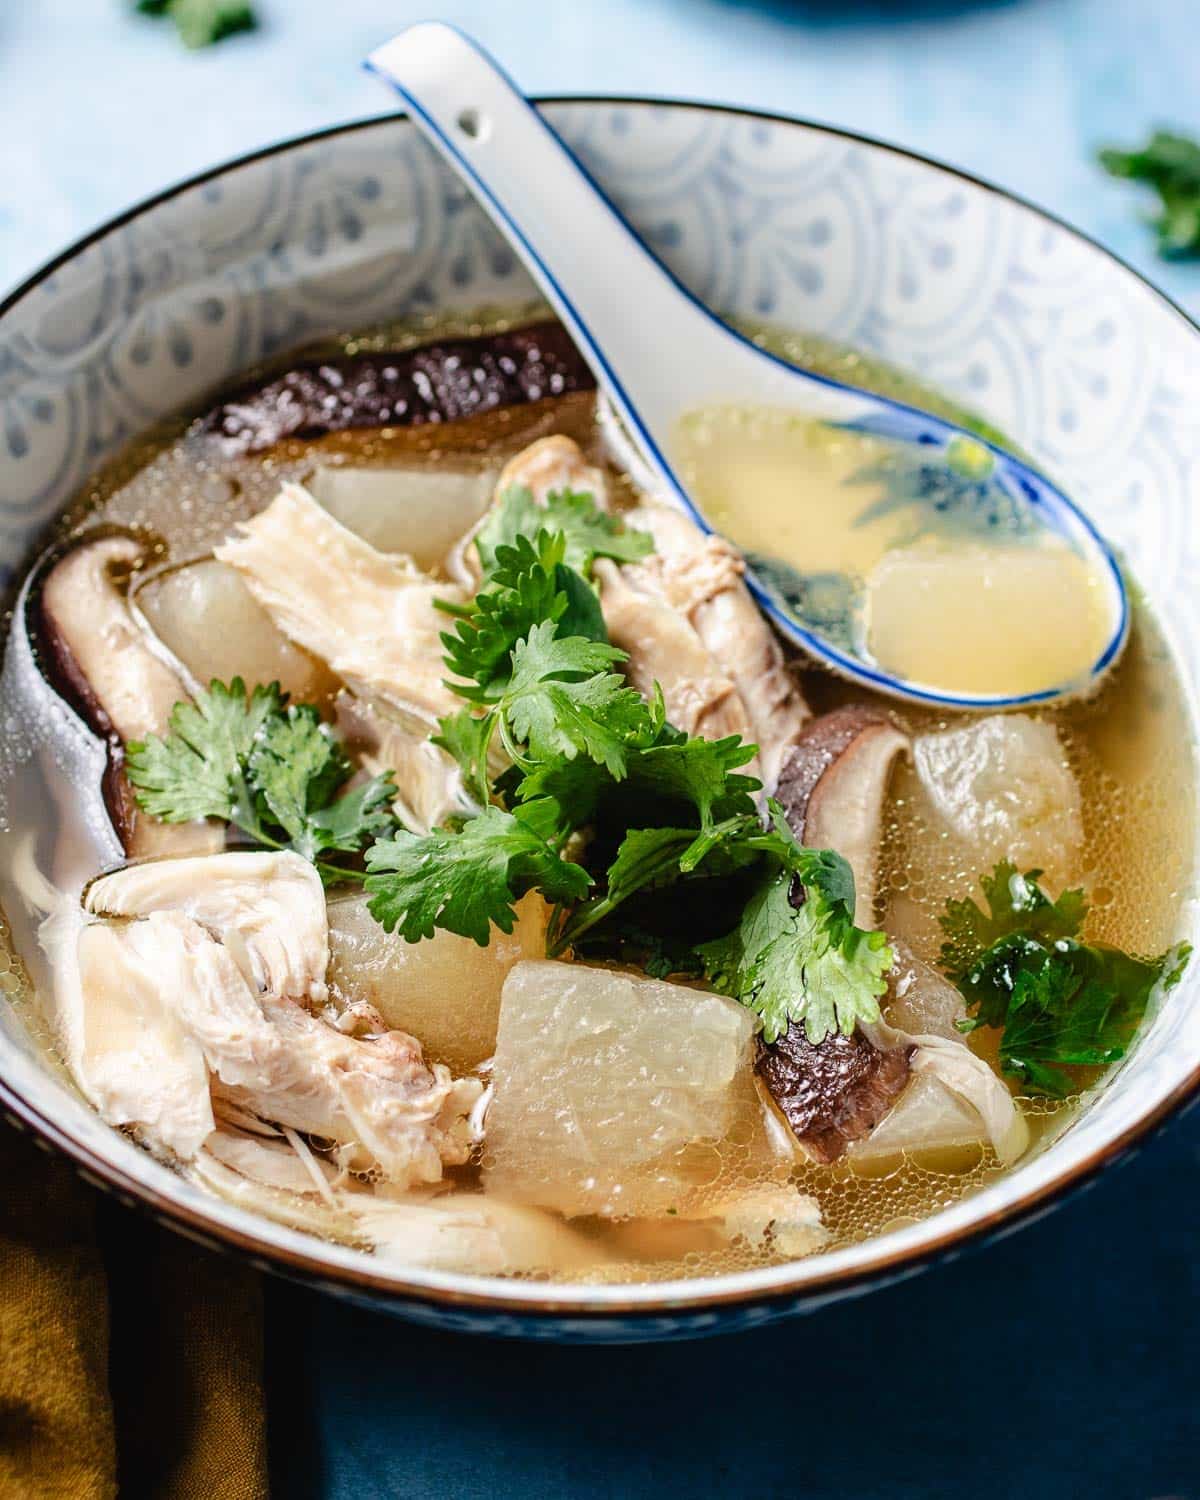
1099 130 1200 258
475 484 654 577
136 0 257 49
940 861 1190 1096
127 479 898 1051
126 678 395 884
696 820 893 1043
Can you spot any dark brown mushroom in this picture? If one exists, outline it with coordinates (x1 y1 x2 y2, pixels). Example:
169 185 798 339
756 1027 914 1165
774 704 909 923
33 534 218 857
760 705 912 1162
200 321 596 455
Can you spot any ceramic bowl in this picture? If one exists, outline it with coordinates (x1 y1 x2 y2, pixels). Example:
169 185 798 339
1 101 1198 1341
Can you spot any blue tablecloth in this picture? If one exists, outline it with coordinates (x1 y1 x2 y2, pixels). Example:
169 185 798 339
4 3 1199 1495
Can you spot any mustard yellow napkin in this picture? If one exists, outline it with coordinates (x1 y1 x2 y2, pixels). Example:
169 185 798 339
0 1120 268 1499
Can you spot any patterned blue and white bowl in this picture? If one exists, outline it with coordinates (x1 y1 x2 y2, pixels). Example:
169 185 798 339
2 101 1198 1341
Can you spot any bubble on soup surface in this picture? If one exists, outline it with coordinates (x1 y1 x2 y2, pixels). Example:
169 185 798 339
483 960 774 1219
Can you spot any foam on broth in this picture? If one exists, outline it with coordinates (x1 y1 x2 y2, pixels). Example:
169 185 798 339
0 306 1194 1282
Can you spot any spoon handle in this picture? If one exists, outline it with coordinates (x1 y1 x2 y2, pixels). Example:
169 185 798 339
366 23 841 472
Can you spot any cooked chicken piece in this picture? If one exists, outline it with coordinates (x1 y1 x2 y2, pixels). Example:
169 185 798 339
78 901 480 1185
447 434 610 588
73 913 214 1158
135 559 337 707
351 1191 607 1277
620 502 809 790
594 559 753 745
85 851 329 1003
191 1144 355 1241
498 433 608 506
774 705 910 924
335 694 474 836
36 534 220 858
215 481 464 725
205 1126 338 1196
212 971 480 1186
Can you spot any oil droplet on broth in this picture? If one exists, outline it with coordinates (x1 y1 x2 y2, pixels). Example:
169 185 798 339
673 404 1112 698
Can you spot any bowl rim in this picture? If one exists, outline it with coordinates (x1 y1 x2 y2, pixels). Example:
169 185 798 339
3 95 1200 1321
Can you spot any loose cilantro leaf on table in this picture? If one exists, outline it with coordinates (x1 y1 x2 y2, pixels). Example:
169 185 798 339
939 862 1190 1095
1099 130 1200 257
136 0 256 49
476 485 653 578
127 679 395 883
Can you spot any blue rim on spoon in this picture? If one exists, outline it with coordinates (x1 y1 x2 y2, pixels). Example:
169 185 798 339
365 22 1130 713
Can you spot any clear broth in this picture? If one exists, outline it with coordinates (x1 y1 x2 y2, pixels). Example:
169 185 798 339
1 306 1195 1281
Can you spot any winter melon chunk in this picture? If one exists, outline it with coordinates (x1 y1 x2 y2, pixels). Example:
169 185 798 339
327 892 548 1072
484 960 763 1218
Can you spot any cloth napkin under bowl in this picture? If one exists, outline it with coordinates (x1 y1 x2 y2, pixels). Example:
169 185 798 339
0 1119 267 1499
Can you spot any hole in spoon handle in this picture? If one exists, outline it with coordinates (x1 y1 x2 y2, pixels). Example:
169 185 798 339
456 108 488 142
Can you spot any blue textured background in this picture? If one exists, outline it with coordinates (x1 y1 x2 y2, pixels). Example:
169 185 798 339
4 3 1199 1496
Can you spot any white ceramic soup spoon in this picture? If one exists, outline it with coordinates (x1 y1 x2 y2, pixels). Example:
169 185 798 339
365 22 1128 710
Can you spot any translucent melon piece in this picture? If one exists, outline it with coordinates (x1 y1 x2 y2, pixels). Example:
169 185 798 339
912 714 1083 888
848 1072 992 1164
884 944 965 1039
484 960 762 1218
308 466 493 567
138 559 337 704
326 892 548 1072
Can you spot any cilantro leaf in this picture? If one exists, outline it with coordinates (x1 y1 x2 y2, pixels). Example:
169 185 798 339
440 529 610 705
510 710 760 843
128 679 394 880
364 804 592 946
1100 131 1200 257
940 863 1190 1095
441 531 567 699
476 485 653 579
940 860 1087 983
431 707 495 807
127 678 282 826
697 856 892 1044
501 621 645 773
249 705 394 862
304 776 397 857
554 559 609 642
